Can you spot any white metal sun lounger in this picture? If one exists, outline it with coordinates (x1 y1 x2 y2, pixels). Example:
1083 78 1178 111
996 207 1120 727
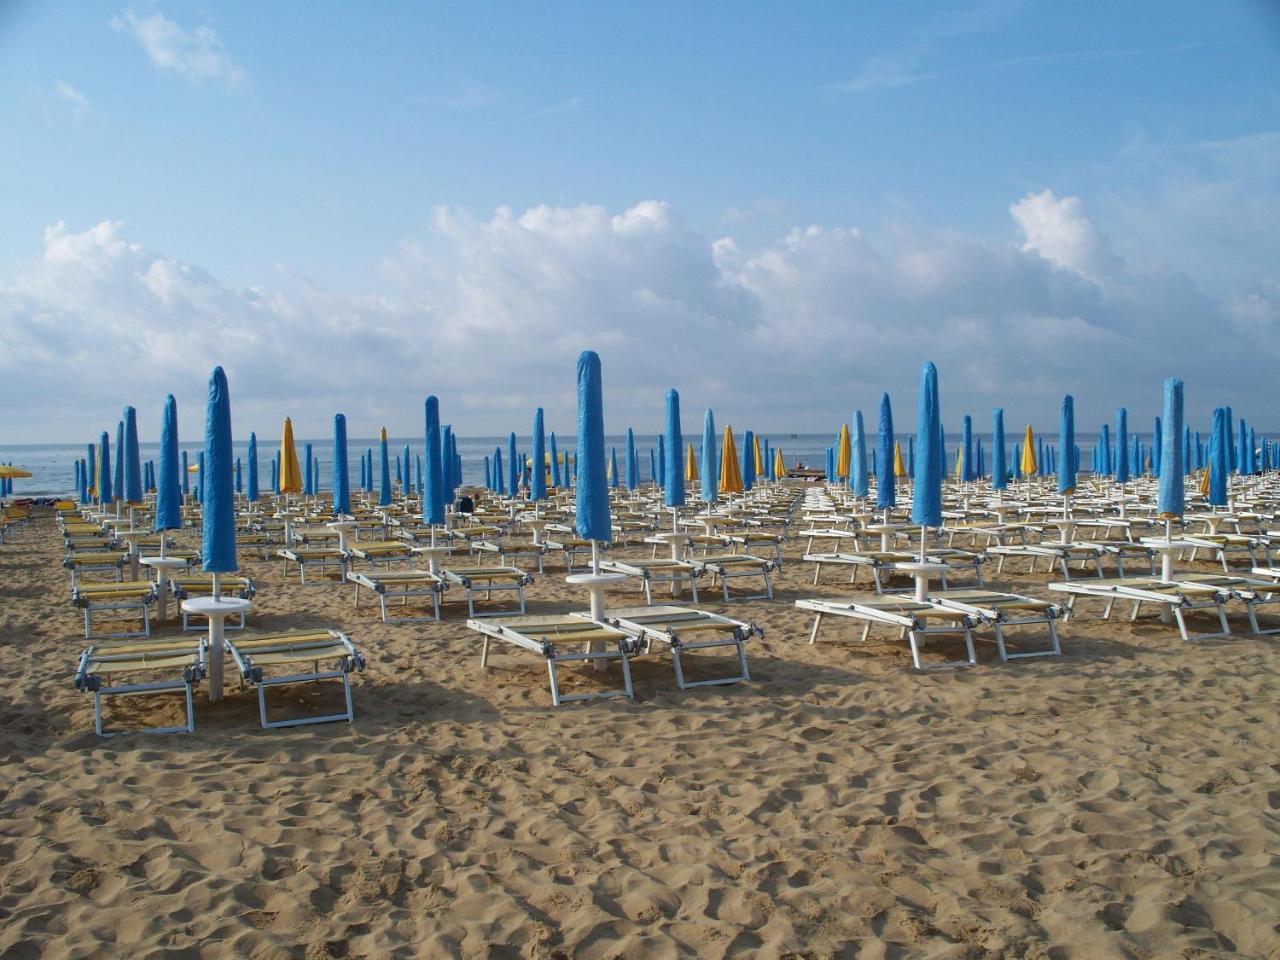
1047 576 1232 642
74 636 206 736
72 580 157 639
345 539 415 570
467 613 637 706
796 596 977 670
277 546 347 584
346 568 444 622
930 589 1063 661
689 554 776 601
987 542 1103 580
442 565 533 617
599 604 759 689
598 558 701 604
226 629 366 729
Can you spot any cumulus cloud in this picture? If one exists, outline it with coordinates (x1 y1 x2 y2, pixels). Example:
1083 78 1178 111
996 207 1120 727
0 194 1273 443
111 9 246 87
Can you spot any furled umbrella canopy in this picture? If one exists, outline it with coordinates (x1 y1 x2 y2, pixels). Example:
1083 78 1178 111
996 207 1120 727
875 393 895 510
910 362 942 529
531 408 547 501
665 390 685 509
202 366 237 575
155 395 182 532
333 414 351 515
423 396 445 526
279 418 303 495
574 350 612 550
700 409 717 503
720 425 744 494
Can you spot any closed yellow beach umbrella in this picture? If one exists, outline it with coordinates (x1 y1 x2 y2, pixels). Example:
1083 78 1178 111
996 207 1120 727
1199 464 1211 496
685 442 699 481
893 441 906 478
279 417 303 494
955 445 963 479
720 425 744 494
835 424 852 479
773 448 786 479
753 434 765 474
186 463 199 473
1020 425 1037 476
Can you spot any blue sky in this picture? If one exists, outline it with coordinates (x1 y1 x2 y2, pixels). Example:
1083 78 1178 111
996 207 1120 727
0 1 1278 441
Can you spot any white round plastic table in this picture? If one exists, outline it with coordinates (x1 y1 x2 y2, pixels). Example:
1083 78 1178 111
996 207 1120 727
181 595 251 702
140 556 186 624
566 571 627 671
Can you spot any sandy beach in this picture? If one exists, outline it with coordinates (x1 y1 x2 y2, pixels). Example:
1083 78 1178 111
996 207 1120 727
1 501 1277 960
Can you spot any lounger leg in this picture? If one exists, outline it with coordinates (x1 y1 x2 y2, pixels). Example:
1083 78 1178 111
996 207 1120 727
644 579 654 605
546 659 563 707
993 623 1008 662
908 630 925 670
808 612 823 644
763 569 773 600
860 621 872 644
480 635 491 668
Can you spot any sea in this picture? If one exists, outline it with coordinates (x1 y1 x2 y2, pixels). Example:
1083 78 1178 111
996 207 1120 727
0 432 1136 498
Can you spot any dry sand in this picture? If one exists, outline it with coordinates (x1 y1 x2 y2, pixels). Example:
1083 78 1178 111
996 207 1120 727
1 509 1278 959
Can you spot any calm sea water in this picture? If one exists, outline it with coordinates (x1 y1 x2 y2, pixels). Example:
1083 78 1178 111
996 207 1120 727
0 432 1128 498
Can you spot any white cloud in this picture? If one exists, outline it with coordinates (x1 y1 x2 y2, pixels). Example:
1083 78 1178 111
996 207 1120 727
53 80 95 119
1010 190 1123 285
0 195 1274 443
111 9 246 87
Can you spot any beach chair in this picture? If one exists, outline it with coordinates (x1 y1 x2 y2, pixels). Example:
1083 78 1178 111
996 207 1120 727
796 596 977 670
276 546 347 584
987 542 1104 580
442 565 533 617
63 550 128 586
930 589 1063 661
346 539 414 570
1183 533 1267 572
598 558 701 604
724 531 785 564
543 527 609 572
467 613 637 706
226 629 366 729
346 568 444 622
601 605 758 689
472 538 548 574
689 554 776 602
170 574 256 631
72 580 157 639
74 636 206 736
1047 576 1232 642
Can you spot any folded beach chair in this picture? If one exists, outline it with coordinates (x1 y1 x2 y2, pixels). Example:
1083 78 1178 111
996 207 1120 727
598 557 701 604
346 568 444 622
170 574 256 631
796 596 977 670
600 605 759 689
442 565 533 617
235 530 274 560
1047 576 1231 642
467 613 637 706
72 580 157 639
689 554 776 601
930 589 1063 661
74 636 207 736
276 546 347 584
226 628 366 729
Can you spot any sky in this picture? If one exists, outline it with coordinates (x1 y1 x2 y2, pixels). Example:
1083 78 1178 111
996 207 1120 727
0 0 1278 444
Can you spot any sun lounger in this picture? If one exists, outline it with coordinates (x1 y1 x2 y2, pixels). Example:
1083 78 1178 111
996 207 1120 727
804 549 983 593
74 636 207 736
930 589 1062 660
346 568 444 622
688 554 776 601
467 613 636 706
598 558 701 604
442 565 533 617
63 550 128 586
796 596 977 670
541 529 604 573
1183 533 1268 572
472 538 547 574
987 542 1103 580
724 531 785 564
276 546 347 583
226 629 366 729
1047 576 1231 642
170 575 256 631
346 539 414 569
600 604 758 689
72 580 157 639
